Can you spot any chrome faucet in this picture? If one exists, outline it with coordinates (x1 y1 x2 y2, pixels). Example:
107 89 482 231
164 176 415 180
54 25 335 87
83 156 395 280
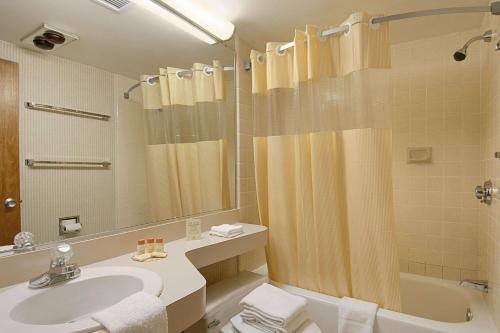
460 279 488 293
29 243 80 288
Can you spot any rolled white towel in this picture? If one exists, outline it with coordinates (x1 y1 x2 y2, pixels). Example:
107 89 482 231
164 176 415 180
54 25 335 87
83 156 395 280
240 283 307 327
92 292 167 333
338 297 378 333
210 224 244 238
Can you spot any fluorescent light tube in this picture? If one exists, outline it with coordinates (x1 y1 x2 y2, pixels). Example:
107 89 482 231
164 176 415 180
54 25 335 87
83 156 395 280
130 0 235 44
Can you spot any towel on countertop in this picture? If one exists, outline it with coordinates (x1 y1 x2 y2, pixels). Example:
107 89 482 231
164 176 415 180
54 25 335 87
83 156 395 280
92 292 167 333
230 314 321 333
209 224 244 238
338 297 378 333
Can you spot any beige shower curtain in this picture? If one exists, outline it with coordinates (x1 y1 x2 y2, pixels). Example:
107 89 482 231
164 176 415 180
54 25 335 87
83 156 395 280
140 61 230 221
251 12 401 311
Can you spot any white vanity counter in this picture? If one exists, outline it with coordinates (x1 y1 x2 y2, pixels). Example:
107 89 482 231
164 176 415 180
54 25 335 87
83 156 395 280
0 222 267 333
85 223 266 333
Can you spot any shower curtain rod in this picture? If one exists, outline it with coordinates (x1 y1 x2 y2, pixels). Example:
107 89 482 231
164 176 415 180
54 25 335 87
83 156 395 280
263 2 500 55
123 65 234 99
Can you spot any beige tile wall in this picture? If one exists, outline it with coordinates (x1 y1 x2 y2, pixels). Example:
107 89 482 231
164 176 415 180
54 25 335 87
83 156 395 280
479 13 500 330
235 37 266 271
392 30 482 281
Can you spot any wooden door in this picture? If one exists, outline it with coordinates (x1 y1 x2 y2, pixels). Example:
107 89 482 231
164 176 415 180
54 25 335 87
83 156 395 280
0 58 20 245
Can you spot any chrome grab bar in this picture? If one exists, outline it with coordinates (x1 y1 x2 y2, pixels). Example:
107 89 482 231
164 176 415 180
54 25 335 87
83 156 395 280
25 159 111 168
25 102 110 120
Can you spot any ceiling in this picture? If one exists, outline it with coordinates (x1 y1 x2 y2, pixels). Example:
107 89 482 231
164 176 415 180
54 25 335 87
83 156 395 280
196 0 491 49
0 0 235 80
0 0 492 79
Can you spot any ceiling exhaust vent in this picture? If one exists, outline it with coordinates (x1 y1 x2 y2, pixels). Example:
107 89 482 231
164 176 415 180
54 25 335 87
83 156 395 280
20 24 79 53
91 0 131 12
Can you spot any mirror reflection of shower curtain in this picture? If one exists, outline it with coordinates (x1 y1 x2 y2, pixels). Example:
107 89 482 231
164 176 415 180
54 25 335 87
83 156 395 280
140 61 230 221
251 13 401 311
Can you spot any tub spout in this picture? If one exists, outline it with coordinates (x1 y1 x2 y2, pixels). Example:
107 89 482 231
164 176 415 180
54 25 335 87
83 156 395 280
460 279 488 293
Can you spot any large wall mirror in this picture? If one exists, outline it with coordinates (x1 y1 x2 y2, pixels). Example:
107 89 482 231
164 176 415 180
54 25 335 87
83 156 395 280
0 0 236 249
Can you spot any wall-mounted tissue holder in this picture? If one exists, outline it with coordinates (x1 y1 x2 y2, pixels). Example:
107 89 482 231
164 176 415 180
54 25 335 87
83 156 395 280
59 216 82 235
407 147 432 163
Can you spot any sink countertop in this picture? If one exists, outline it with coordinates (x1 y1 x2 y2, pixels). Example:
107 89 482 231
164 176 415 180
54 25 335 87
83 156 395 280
0 223 266 333
91 223 266 304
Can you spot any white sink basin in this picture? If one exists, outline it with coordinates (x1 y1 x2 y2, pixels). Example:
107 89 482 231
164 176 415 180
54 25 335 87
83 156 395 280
0 266 163 333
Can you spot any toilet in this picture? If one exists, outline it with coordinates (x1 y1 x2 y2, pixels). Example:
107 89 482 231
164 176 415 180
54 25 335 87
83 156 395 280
184 271 268 333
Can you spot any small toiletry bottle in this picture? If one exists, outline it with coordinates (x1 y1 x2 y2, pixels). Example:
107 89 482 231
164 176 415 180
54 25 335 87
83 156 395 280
146 238 155 253
155 238 164 253
137 239 146 255
186 218 202 240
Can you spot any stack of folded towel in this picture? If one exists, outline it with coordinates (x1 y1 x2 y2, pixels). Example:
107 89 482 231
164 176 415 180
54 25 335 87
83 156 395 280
233 283 320 333
209 224 244 238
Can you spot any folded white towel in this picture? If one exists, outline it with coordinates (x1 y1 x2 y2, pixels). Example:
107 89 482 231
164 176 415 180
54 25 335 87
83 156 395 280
210 224 244 238
92 292 167 333
241 308 308 333
209 230 243 238
338 297 378 333
240 283 307 327
231 314 321 333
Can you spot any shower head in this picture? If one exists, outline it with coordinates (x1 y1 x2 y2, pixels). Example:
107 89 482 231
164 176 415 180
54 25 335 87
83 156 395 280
453 47 467 61
453 30 494 61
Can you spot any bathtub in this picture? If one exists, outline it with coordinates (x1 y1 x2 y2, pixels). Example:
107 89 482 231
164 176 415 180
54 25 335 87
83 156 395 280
254 266 497 333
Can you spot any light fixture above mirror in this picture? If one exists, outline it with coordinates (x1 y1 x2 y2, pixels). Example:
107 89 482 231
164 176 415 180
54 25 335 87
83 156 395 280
130 0 235 44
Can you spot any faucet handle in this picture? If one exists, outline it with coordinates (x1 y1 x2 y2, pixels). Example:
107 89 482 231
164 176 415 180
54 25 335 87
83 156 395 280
50 243 74 267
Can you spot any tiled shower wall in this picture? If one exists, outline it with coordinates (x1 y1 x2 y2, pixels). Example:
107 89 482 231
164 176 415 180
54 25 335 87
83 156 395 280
479 13 500 329
392 30 482 281
235 37 266 271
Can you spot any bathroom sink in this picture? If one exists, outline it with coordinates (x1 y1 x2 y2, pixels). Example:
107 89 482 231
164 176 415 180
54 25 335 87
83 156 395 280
0 266 163 333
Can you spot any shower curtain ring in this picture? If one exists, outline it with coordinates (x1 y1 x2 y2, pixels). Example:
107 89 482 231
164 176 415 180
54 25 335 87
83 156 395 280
369 17 381 30
344 22 352 35
176 71 185 79
203 66 214 76
147 76 158 85
276 45 287 56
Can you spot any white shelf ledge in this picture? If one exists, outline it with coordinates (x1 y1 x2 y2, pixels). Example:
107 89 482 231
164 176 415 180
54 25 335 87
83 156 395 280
88 223 267 333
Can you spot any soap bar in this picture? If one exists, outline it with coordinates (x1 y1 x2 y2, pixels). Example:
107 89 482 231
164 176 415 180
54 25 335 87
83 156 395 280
132 253 152 262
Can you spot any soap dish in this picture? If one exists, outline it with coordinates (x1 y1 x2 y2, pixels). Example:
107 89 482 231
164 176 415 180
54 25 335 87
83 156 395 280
132 252 167 262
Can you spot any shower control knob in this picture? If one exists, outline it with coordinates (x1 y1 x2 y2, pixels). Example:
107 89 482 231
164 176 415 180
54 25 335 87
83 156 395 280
475 186 485 200
475 180 498 205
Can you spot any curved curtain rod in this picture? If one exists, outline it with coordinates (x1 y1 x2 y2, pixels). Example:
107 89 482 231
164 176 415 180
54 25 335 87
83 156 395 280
249 2 500 57
123 65 234 99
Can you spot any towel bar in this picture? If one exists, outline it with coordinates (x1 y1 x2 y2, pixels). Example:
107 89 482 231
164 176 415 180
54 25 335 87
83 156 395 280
25 102 110 120
25 159 111 168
